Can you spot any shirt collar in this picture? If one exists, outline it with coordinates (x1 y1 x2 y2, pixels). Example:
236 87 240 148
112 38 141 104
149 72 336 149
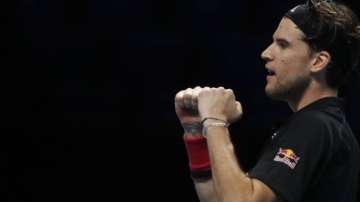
296 97 344 113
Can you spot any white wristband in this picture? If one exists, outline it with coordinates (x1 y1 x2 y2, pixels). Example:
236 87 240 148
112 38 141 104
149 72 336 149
202 120 229 138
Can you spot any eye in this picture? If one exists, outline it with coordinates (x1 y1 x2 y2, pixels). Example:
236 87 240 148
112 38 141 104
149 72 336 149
277 40 289 49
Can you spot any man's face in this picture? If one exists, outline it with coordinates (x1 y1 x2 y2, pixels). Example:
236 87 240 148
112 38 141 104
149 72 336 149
261 17 315 101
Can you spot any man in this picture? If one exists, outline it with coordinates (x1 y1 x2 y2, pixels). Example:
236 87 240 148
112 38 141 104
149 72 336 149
175 1 360 202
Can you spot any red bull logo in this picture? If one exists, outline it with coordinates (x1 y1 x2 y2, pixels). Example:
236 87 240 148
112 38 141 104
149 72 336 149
273 148 300 169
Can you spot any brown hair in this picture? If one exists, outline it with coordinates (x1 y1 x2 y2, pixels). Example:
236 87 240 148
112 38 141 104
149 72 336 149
303 0 360 88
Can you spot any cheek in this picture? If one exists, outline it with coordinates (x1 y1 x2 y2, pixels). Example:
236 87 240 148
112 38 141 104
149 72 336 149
275 59 300 84
279 55 309 76
277 59 292 77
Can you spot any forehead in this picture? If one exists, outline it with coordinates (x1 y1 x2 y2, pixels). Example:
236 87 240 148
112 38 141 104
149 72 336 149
273 17 305 42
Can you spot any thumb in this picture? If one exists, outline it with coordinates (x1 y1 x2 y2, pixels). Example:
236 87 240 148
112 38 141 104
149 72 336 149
230 101 243 123
235 101 242 115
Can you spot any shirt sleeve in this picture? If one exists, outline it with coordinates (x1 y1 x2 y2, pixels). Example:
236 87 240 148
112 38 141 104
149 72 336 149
248 111 333 202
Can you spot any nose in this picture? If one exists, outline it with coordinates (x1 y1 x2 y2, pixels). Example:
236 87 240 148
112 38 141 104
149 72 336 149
261 44 273 62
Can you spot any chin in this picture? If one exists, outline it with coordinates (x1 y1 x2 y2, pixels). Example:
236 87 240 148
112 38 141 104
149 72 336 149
265 87 276 99
265 87 288 101
266 91 280 100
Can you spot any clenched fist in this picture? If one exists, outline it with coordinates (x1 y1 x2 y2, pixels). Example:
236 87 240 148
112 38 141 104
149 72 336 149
175 86 243 126
198 87 242 123
175 86 202 126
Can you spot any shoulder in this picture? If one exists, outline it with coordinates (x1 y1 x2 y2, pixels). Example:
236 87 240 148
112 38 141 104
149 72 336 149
279 110 333 142
292 109 332 125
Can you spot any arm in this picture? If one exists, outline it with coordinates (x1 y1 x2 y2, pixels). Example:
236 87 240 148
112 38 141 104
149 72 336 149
206 126 276 202
191 127 276 202
175 87 276 202
197 87 276 202
183 132 219 202
175 88 220 202
194 178 219 202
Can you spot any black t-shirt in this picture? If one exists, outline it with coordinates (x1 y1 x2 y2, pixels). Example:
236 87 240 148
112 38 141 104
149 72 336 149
249 97 360 202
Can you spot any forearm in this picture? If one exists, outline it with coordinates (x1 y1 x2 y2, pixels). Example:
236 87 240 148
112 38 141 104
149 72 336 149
194 179 219 202
206 127 253 202
183 130 220 202
176 87 274 202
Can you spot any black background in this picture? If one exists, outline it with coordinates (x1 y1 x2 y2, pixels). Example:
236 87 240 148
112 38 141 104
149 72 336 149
3 0 360 201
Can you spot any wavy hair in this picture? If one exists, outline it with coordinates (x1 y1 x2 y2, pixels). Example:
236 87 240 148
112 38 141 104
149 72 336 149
303 0 360 89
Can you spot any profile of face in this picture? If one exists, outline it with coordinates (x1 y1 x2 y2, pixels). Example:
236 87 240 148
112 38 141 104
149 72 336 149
261 17 316 101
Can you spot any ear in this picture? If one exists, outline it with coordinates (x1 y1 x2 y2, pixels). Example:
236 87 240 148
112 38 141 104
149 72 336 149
310 51 331 73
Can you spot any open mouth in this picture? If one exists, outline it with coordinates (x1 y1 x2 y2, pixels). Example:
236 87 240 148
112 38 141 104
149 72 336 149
267 69 276 76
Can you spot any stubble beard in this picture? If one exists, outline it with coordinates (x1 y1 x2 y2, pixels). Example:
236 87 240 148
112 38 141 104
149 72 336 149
265 74 311 102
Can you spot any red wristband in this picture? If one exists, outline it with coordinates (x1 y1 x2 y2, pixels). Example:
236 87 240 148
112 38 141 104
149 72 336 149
183 135 211 176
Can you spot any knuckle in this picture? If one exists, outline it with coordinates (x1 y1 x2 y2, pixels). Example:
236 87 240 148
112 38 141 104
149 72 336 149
175 90 184 100
226 89 234 96
226 88 233 93
215 87 224 94
184 89 192 96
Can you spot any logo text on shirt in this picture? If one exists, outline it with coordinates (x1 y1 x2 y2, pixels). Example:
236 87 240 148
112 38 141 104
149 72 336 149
273 148 300 169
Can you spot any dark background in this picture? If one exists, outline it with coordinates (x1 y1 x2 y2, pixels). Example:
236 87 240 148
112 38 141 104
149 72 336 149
3 0 360 201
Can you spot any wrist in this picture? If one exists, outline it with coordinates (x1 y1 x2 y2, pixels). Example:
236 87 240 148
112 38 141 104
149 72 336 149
183 134 212 180
201 117 229 138
201 117 229 124
182 122 202 135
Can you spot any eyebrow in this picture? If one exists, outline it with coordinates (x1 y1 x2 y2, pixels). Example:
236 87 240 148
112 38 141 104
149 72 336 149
272 37 292 47
273 36 290 44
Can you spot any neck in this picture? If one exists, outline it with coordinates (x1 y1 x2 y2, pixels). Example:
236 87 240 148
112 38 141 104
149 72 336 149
288 83 338 112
